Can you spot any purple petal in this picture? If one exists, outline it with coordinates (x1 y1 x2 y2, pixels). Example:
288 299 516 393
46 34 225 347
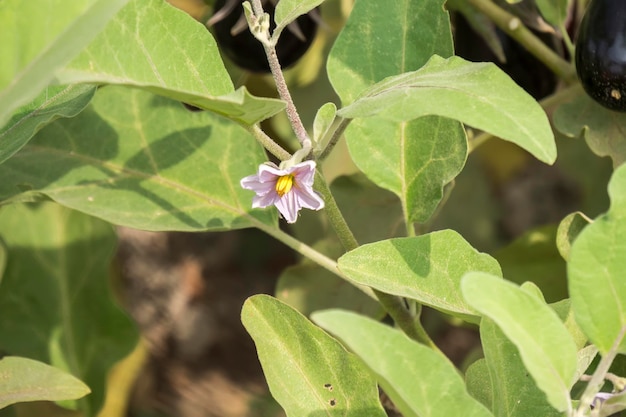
290 161 316 186
293 186 325 210
252 191 280 208
274 191 300 223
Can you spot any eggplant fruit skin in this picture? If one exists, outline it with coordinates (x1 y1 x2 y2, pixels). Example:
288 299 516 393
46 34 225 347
211 0 318 73
576 0 626 111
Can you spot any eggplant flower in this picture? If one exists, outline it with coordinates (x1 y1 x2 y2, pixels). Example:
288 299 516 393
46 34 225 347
240 161 324 223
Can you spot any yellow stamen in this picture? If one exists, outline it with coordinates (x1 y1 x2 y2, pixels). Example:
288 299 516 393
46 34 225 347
275 174 295 197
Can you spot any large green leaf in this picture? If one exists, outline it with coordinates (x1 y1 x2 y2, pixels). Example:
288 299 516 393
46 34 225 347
0 356 90 410
0 202 137 415
241 295 386 417
0 86 276 231
479 319 562 417
327 0 465 224
0 84 96 165
0 0 128 128
462 272 577 412
337 230 502 322
568 164 626 354
339 55 556 164
554 90 626 167
55 0 284 125
313 310 493 417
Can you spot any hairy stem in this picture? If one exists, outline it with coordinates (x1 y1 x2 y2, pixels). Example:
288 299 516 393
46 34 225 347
248 124 292 161
250 0 311 150
466 0 577 83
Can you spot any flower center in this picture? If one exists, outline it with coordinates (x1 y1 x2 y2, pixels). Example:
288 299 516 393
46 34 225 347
275 174 295 197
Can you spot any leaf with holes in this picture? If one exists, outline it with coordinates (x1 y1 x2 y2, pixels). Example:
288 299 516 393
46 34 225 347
242 295 386 417
313 310 493 417
0 86 276 231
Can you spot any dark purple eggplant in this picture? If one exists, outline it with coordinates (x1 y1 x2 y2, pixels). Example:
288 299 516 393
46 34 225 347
209 0 318 73
575 0 626 111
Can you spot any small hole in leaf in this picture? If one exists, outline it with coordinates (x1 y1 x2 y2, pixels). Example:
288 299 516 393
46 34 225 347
324 383 333 391
329 399 336 407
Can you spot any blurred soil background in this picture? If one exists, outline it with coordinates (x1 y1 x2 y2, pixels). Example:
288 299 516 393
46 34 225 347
111 1 613 416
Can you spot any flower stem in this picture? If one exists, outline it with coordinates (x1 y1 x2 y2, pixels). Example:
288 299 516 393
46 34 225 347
248 124 292 161
466 0 577 83
250 0 311 150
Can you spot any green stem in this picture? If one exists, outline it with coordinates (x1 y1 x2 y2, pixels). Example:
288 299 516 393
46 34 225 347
248 124 291 161
575 326 626 416
314 171 360 251
466 0 577 83
469 83 583 153
316 117 352 161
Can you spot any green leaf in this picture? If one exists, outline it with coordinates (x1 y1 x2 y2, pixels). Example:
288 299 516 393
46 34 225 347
313 102 336 146
331 174 405 244
462 272 577 412
568 163 626 354
465 359 493 411
276 261 384 319
0 356 90 409
551 299 588 350
274 0 325 34
556 212 591 262
479 319 562 417
0 86 276 231
337 230 502 322
338 55 556 164
0 0 128 127
327 0 465 224
55 0 284 125
0 202 137 415
553 90 626 167
494 225 568 303
535 0 569 27
241 295 386 417
0 84 95 165
313 310 493 417
346 116 467 223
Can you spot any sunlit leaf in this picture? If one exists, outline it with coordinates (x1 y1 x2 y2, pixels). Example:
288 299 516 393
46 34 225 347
327 0 465 224
0 0 128 127
556 212 591 262
0 86 276 231
479 319 562 417
338 230 502 322
0 202 137 414
0 357 90 410
569 164 626 354
274 0 325 35
242 295 386 417
56 0 284 125
339 55 556 164
313 310 493 417
462 272 577 411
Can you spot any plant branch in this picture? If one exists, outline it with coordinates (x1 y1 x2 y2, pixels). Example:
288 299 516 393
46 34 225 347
466 0 577 83
248 124 292 161
250 0 311 150
575 326 626 416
